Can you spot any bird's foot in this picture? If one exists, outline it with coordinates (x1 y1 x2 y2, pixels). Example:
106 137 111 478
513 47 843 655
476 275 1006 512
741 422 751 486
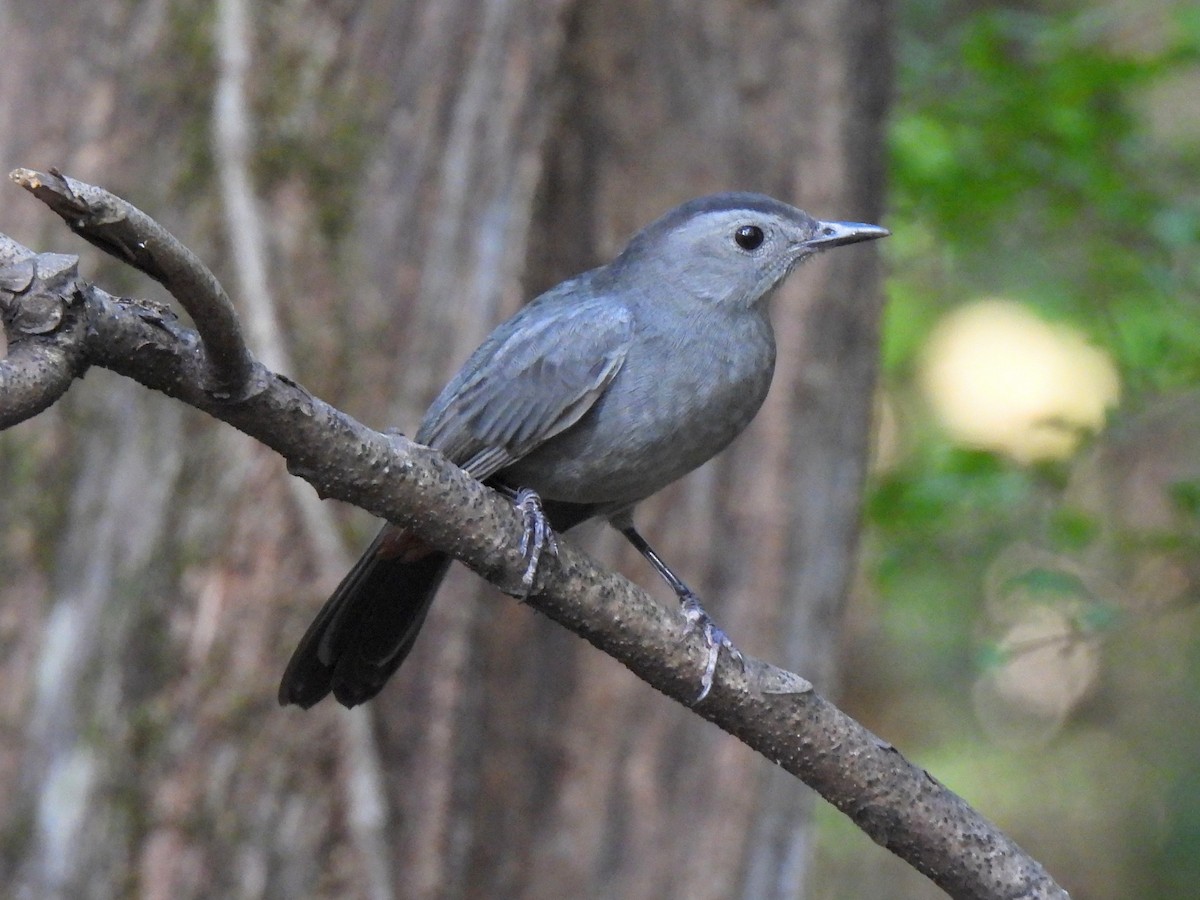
680 592 744 703
515 488 558 599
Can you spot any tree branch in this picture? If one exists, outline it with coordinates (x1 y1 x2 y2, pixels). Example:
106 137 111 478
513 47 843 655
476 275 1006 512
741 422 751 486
0 171 1070 900
0 240 86 428
9 167 256 395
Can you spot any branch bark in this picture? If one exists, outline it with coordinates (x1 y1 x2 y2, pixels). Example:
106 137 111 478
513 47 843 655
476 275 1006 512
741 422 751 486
0 171 1070 900
0 242 85 427
9 168 256 396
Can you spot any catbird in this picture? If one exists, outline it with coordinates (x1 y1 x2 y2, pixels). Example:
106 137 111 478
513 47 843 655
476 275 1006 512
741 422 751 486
279 192 887 709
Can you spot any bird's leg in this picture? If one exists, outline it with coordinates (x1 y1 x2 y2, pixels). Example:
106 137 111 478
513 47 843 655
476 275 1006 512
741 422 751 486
618 524 743 703
513 487 558 599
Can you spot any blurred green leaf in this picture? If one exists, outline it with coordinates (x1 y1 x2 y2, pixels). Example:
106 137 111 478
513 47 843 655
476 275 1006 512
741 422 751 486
1167 479 1200 518
1000 566 1090 601
1077 601 1124 634
1048 508 1101 551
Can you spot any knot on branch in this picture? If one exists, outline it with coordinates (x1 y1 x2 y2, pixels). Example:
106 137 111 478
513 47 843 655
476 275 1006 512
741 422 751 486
0 252 80 338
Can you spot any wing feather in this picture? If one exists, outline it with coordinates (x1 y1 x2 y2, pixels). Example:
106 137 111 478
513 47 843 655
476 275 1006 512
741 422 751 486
416 282 632 482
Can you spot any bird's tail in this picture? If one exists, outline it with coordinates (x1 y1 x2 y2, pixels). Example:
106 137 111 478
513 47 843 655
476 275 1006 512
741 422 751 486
278 525 452 708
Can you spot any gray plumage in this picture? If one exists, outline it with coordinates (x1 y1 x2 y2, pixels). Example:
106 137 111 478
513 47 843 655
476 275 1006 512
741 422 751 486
280 192 888 708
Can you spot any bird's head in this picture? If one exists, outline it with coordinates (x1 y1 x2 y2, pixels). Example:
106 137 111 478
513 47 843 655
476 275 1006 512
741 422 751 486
611 192 889 309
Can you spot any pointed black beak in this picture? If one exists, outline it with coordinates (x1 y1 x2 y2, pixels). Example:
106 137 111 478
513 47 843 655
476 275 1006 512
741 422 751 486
806 219 890 250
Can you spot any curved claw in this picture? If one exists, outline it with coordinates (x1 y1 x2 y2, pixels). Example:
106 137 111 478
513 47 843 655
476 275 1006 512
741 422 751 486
515 488 558 599
680 592 742 703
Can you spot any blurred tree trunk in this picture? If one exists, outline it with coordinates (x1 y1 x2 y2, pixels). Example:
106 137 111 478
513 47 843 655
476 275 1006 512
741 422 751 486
0 0 889 898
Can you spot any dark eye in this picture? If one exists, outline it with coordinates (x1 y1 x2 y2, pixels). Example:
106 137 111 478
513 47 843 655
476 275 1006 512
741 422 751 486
734 224 765 251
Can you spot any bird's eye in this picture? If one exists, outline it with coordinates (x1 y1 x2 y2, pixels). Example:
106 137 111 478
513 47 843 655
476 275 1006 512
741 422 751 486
734 224 765 251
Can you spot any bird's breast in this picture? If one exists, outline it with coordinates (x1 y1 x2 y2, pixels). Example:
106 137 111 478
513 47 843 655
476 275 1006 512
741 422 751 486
500 306 776 506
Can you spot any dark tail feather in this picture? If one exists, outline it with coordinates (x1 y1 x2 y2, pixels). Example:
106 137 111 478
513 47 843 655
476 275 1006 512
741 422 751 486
278 528 452 709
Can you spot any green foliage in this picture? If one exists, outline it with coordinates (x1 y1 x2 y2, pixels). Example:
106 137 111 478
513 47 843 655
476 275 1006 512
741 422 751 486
866 444 1040 674
893 4 1197 237
853 4 1200 895
888 0 1200 389
1168 478 1200 517
869 447 1030 557
1046 506 1100 551
878 0 1200 598
998 565 1091 602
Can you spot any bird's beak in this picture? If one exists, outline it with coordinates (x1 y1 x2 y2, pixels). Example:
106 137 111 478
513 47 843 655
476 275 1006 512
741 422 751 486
806 220 890 250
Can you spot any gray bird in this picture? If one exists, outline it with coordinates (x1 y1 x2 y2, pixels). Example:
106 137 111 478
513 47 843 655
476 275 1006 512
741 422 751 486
279 192 888 709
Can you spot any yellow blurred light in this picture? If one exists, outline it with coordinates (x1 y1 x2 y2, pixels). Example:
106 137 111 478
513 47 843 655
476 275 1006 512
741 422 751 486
919 299 1120 462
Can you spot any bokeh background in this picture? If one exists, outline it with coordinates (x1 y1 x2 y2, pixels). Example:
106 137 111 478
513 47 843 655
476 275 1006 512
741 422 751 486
1 0 1198 898
825 2 1200 897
